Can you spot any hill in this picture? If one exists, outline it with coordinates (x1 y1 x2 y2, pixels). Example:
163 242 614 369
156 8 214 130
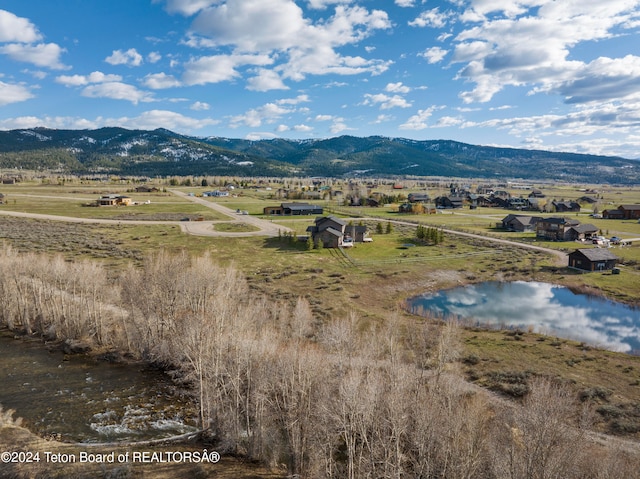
0 127 637 183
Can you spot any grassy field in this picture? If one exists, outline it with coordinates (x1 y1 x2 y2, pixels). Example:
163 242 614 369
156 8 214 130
2 177 640 440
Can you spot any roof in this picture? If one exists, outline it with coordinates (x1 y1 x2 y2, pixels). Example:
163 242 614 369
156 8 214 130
540 217 580 226
571 224 598 233
571 248 619 262
619 205 640 210
316 215 347 227
323 227 344 238
281 202 321 210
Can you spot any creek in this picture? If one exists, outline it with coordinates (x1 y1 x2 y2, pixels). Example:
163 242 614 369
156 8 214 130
407 281 640 354
0 332 198 443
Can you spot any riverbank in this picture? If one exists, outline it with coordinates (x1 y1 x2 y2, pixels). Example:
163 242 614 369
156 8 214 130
0 416 284 479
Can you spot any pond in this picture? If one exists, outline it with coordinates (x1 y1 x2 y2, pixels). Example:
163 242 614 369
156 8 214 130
407 281 640 354
0 332 198 443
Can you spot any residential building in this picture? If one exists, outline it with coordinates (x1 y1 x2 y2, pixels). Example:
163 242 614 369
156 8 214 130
552 200 581 213
306 216 368 248
568 249 618 272
407 193 430 203
501 214 542 232
435 196 464 208
536 217 581 241
603 205 640 220
98 194 132 206
263 202 323 216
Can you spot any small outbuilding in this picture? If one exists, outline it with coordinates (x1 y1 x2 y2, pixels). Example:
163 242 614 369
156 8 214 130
568 248 619 272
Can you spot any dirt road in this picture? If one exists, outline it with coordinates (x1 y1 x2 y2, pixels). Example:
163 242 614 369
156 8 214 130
0 191 567 263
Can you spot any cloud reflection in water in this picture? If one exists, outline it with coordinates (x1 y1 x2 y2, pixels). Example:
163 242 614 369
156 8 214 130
409 281 640 353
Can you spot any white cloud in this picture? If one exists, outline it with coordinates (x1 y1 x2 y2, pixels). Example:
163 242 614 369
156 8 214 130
245 131 279 140
56 71 122 86
0 43 67 69
182 53 272 85
190 0 308 52
0 115 100 130
420 46 448 64
190 101 210 110
409 8 452 28
188 1 391 81
157 0 218 16
452 0 640 104
105 48 143 67
399 106 443 130
395 0 415 7
553 55 640 104
0 9 41 42
23 69 47 80
364 93 412 109
0 110 218 134
292 123 313 132
229 102 293 128
329 118 353 134
142 72 182 89
276 94 310 105
385 82 411 94
0 81 34 106
82 82 154 104
371 114 392 123
147 51 162 63
113 109 219 131
246 69 289 91
433 116 464 127
307 0 353 9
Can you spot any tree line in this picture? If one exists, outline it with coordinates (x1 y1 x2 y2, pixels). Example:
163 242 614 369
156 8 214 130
0 246 638 478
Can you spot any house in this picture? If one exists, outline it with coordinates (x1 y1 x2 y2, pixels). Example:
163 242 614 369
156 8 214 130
506 197 530 210
263 202 323 216
135 185 160 193
203 190 229 197
568 249 618 272
407 193 430 203
528 189 545 198
501 214 542 232
98 194 132 206
306 216 368 248
435 196 464 209
603 205 640 220
602 208 625 219
535 217 581 241
552 200 581 213
567 223 599 242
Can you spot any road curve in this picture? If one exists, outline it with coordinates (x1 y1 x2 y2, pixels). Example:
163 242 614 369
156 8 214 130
0 191 292 238
168 189 291 237
0 190 567 259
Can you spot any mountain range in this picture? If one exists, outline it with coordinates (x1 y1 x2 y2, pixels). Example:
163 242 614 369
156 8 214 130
0 127 637 184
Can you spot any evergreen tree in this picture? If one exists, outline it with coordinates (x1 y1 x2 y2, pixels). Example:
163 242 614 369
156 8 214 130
386 221 393 234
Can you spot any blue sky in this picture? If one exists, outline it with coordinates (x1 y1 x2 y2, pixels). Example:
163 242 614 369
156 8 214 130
1 0 640 158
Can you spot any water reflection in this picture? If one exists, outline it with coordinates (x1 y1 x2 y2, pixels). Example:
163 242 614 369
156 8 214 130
408 281 640 354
